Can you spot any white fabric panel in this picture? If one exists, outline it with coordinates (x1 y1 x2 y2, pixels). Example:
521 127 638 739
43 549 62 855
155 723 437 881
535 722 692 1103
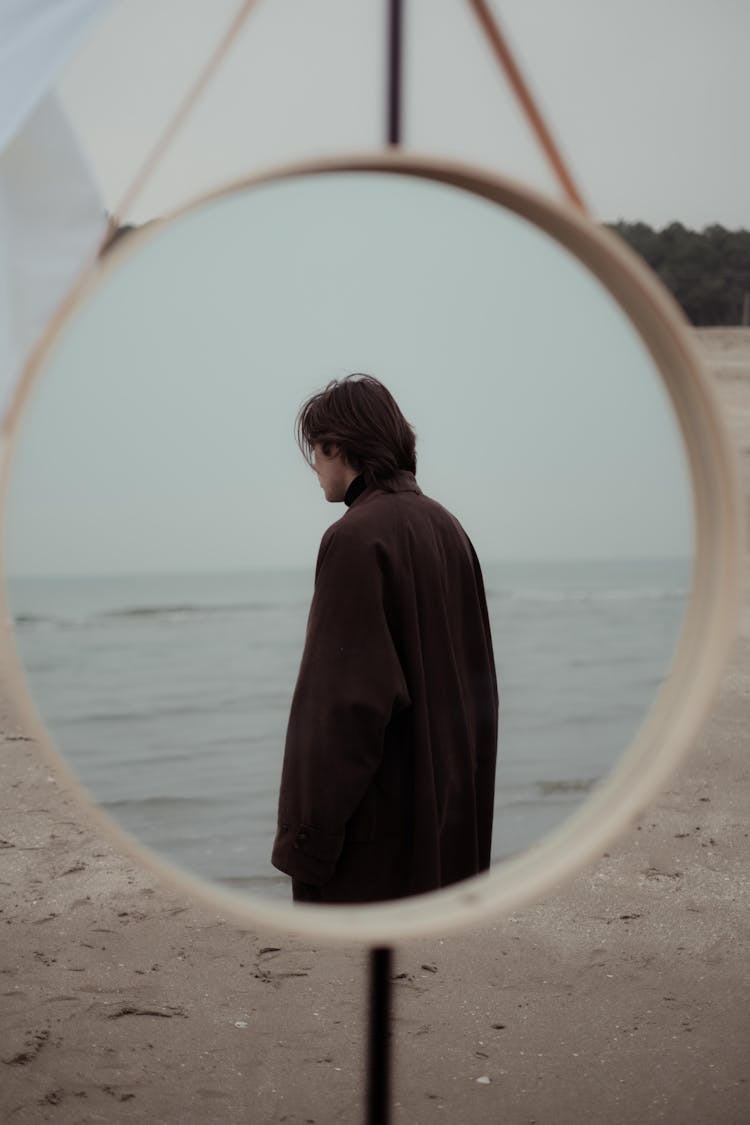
0 92 106 418
0 0 111 151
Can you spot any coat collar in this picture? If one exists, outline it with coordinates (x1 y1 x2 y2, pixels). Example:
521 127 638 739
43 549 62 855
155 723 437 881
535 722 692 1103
386 470 422 495
345 470 422 509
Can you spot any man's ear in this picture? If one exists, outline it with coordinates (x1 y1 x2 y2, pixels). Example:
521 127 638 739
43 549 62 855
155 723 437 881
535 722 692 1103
322 441 343 461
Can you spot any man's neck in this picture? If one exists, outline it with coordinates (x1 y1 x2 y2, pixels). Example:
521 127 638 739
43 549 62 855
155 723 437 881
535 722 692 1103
344 474 367 507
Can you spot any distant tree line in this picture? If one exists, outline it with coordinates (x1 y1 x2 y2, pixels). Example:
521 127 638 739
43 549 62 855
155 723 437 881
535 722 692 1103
606 221 750 326
105 215 749 327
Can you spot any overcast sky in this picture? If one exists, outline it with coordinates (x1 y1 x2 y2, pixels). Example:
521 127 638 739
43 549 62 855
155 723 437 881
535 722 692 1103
56 0 750 230
6 170 692 575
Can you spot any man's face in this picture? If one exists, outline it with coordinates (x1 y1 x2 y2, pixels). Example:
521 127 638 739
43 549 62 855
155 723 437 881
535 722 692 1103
311 442 357 503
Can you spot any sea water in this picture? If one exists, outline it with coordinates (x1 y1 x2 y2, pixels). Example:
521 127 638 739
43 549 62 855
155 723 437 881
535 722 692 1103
8 557 690 900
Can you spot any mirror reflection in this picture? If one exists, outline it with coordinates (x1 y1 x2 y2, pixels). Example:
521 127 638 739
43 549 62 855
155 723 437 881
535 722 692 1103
4 172 693 904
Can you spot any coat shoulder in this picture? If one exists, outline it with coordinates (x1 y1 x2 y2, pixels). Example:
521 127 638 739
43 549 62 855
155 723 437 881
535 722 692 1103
342 487 477 561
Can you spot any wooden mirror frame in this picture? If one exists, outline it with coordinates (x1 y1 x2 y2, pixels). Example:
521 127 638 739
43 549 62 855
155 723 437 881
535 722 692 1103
0 151 742 943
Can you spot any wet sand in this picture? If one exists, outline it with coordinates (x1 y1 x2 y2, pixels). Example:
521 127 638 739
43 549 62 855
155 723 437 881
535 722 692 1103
1 329 749 1123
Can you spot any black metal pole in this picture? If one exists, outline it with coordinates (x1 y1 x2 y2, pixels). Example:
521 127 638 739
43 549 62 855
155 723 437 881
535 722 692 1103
386 0 403 145
366 946 393 1125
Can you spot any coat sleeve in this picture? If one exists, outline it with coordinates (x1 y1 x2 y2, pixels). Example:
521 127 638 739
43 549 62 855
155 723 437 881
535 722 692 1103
271 521 411 887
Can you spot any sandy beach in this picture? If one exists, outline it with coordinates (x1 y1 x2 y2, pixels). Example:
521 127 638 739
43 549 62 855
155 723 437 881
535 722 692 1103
1 328 748 1124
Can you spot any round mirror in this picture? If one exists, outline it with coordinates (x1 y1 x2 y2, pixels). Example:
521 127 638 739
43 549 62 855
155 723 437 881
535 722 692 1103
1 155 739 941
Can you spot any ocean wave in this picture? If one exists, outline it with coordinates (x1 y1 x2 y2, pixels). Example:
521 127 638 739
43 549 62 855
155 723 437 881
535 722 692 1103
487 587 689 605
58 701 227 724
101 795 228 810
97 601 306 620
13 613 69 629
535 777 599 796
218 874 288 889
13 600 308 629
101 604 201 618
569 654 639 667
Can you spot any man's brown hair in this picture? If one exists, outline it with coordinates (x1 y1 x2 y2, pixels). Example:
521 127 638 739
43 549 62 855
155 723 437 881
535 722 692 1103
296 374 417 490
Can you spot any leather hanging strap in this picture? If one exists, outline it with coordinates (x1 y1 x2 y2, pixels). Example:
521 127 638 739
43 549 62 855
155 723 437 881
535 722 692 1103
465 0 587 213
100 0 260 253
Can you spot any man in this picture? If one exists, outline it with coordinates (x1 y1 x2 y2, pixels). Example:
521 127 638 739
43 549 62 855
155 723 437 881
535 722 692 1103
271 374 498 904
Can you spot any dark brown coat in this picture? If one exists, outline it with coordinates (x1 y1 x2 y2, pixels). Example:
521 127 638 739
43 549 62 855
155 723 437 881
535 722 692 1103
271 471 498 903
